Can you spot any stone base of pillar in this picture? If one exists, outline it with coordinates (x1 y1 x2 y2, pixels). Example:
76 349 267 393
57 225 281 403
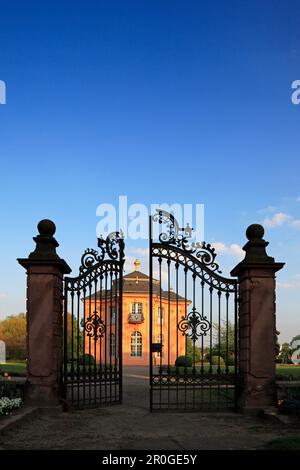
24 381 63 407
237 378 277 414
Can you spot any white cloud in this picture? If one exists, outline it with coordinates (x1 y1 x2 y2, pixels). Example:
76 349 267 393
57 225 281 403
153 269 169 283
258 206 277 214
263 212 300 230
124 247 149 272
278 274 300 289
133 247 149 257
124 255 136 273
0 293 7 300
212 242 244 260
230 244 244 259
290 219 300 229
211 242 227 253
264 212 291 228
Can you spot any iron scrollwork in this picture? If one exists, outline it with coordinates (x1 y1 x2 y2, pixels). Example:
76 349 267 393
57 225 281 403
83 313 105 341
152 209 221 273
79 231 124 274
178 307 211 342
98 230 124 261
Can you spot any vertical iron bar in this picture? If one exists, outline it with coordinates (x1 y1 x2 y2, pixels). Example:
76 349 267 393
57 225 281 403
104 268 108 403
71 291 74 407
63 281 68 405
175 260 179 408
82 286 86 406
217 289 221 409
116 250 124 403
114 265 117 402
99 271 103 404
209 285 213 407
201 280 205 376
226 291 229 375
88 282 92 407
76 289 80 407
234 285 238 411
201 279 204 409
192 272 196 409
119 237 124 404
184 265 188 410
167 255 170 410
94 277 98 406
149 215 153 411
159 255 162 409
109 269 113 403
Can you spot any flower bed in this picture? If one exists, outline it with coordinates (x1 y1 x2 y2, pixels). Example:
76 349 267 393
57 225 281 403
0 397 23 416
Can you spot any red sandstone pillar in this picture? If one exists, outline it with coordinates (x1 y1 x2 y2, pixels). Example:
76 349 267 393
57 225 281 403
18 219 71 406
231 224 284 413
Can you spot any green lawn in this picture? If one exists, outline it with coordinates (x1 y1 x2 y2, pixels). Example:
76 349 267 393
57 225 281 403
276 365 300 380
265 436 300 450
0 362 26 376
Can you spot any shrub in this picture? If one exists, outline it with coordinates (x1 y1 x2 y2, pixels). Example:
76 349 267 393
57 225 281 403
175 356 192 367
0 380 24 400
210 355 225 366
81 354 95 365
225 354 235 366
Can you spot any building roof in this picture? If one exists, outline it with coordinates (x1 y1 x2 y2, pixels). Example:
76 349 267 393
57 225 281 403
90 260 188 302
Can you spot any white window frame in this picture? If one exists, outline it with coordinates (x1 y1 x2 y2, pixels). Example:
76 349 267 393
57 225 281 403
131 331 142 357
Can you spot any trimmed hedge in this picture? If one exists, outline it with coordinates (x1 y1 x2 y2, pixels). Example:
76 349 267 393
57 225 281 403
210 355 225 366
175 356 192 367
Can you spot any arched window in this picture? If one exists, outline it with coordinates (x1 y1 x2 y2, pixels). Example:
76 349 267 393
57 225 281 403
110 333 116 357
131 331 142 357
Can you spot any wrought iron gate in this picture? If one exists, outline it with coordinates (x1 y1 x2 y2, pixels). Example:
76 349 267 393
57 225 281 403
149 211 238 411
63 232 124 409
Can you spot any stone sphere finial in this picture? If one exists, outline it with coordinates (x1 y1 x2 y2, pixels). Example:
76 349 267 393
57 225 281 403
37 219 56 236
246 224 264 241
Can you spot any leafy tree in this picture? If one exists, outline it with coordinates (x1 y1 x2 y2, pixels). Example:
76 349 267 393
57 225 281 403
212 320 235 360
0 313 26 360
187 337 202 363
279 342 292 364
66 313 83 359
0 313 83 362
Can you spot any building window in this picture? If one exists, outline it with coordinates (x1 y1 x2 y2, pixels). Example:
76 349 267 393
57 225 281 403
110 333 116 357
129 303 143 323
157 307 163 324
131 303 143 315
131 331 142 357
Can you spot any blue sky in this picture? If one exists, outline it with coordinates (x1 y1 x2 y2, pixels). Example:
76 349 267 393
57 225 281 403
0 0 300 343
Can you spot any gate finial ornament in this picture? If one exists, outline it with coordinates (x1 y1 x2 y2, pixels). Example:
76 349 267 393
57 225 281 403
134 258 140 271
28 219 61 260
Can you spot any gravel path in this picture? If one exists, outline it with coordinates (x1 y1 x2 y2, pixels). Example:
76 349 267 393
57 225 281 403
0 367 298 450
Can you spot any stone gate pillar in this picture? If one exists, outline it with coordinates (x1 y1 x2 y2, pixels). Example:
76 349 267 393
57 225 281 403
18 220 71 406
231 224 284 414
